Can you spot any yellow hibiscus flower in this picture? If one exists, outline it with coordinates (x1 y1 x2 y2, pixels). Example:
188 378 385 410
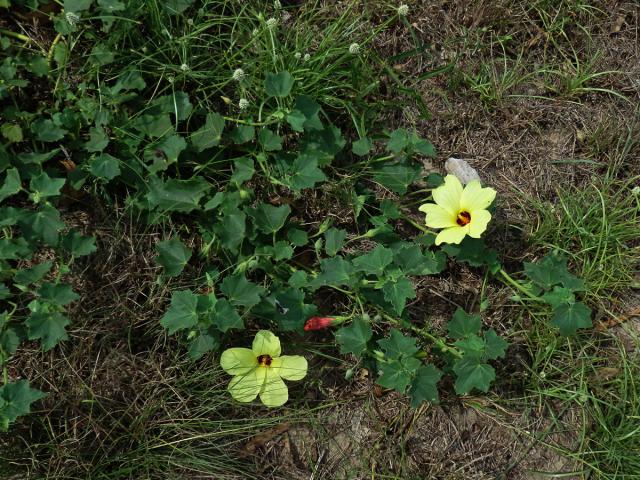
419 174 496 245
220 330 307 407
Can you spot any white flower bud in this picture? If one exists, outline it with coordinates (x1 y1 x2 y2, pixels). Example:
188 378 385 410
266 17 278 29
180 63 189 71
397 4 409 16
187 18 194 26
294 52 302 60
232 68 246 82
65 11 80 25
303 53 311 62
274 0 282 9
239 98 250 110
349 43 360 55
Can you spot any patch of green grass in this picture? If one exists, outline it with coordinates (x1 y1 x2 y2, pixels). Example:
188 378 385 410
527 173 639 307
2 356 311 479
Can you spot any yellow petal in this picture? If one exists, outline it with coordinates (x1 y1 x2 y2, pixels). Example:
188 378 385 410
252 330 281 358
271 355 308 381
228 367 266 403
435 226 468 245
468 209 491 238
419 203 457 228
259 368 288 407
432 175 463 215
459 180 496 212
220 348 257 376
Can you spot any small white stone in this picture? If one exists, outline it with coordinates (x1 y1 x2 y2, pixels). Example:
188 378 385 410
445 157 481 184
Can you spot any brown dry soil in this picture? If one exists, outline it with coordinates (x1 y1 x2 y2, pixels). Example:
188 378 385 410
2 1 640 479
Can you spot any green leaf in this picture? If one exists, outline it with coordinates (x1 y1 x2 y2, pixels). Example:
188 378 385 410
85 126 109 152
324 228 347 257
64 0 92 11
265 71 294 97
287 228 308 247
255 288 317 332
0 328 20 356
88 153 120 180
0 238 31 260
32 118 67 142
61 230 96 257
156 238 192 277
160 290 198 335
220 274 264 309
134 114 173 139
112 69 146 93
483 329 508 360
352 245 393 276
26 310 70 351
352 137 372 156
273 240 294 260
213 211 246 252
258 128 283 151
393 245 446 275
29 172 65 203
90 43 115 66
164 0 195 15
0 381 47 432
377 329 419 359
453 355 495 394
373 164 421 195
310 256 354 289
1 123 22 143
441 237 500 271
542 286 575 308
191 113 225 152
147 135 187 174
248 203 291 235
38 283 79 305
147 176 210 213
382 277 416 315
551 302 592 336
0 168 22 203
230 125 255 144
377 356 421 393
335 317 372 356
230 157 254 185
286 110 306 132
187 331 219 360
387 129 409 153
447 309 482 339
213 299 243 332
524 254 585 292
14 261 52 285
153 91 193 120
283 155 326 191
409 365 442 407
19 206 65 246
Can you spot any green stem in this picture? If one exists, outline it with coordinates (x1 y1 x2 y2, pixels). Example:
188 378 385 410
498 269 543 302
0 29 30 43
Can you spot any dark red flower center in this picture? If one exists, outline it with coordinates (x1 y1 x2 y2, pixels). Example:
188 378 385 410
456 211 471 226
257 354 272 366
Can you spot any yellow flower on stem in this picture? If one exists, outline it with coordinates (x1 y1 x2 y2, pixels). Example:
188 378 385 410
220 330 307 407
418 174 496 246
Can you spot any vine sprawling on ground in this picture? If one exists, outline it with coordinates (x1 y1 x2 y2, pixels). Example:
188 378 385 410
0 0 594 431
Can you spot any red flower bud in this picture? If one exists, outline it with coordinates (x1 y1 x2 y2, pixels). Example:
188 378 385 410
304 316 335 331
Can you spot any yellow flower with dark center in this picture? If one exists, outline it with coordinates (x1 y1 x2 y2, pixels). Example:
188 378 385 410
220 330 307 407
418 174 496 245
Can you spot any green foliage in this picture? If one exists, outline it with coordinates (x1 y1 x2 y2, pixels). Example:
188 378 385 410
0 380 47 431
522 253 593 335
155 238 192 277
